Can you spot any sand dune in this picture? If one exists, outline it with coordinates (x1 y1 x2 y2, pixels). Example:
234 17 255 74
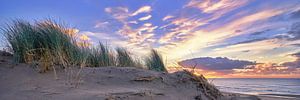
0 54 297 100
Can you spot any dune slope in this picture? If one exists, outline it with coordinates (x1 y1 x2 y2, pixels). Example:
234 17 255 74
0 54 263 100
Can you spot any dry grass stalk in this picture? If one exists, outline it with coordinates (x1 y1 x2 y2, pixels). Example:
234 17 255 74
183 69 222 100
25 48 58 79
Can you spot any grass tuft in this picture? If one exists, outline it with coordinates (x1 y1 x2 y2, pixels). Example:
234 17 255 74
86 42 116 67
116 47 136 67
146 49 167 72
1 19 169 72
1 19 143 69
2 19 83 72
183 70 222 100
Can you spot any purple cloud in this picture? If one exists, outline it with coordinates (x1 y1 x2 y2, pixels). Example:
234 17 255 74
178 57 255 71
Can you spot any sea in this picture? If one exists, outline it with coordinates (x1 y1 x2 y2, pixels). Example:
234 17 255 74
208 78 300 96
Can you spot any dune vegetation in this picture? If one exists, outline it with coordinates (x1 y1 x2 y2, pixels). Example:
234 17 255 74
146 49 167 72
1 19 166 72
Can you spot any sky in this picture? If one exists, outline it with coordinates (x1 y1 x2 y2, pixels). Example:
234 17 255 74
1 0 300 78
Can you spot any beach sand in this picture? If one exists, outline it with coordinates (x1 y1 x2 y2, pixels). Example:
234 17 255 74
0 54 299 100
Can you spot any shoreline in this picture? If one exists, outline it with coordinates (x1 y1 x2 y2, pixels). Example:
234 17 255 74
258 94 300 99
224 92 300 100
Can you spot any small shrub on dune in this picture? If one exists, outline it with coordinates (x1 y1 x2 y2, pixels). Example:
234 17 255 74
146 49 167 72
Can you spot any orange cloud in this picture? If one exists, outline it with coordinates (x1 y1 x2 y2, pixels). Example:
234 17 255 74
230 63 300 78
104 6 156 52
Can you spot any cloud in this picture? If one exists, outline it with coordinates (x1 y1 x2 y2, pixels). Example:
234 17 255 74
233 38 268 45
213 39 281 55
221 9 284 33
144 23 152 27
105 7 129 13
287 22 300 40
185 0 248 13
158 17 206 44
104 6 156 50
139 15 152 21
102 2 300 70
230 52 300 77
128 21 138 24
94 21 109 28
117 23 157 48
179 55 300 77
274 22 300 41
291 43 300 47
290 9 300 19
282 52 300 68
131 6 152 16
241 50 250 53
105 5 152 21
179 57 255 71
79 31 150 55
162 15 174 21
250 29 270 36
233 63 299 75
80 31 116 41
158 7 289 61
104 7 130 21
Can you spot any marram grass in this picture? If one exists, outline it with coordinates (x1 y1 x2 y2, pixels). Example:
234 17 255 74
146 49 167 72
86 42 116 67
116 47 142 67
1 19 166 72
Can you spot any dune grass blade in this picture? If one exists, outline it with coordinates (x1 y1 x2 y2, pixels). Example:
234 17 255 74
146 49 167 72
